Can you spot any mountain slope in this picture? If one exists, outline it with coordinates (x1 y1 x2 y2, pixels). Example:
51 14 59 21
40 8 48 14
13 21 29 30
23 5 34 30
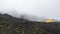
0 14 60 34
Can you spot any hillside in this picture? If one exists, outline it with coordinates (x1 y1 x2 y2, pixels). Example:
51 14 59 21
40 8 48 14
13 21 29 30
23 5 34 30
0 14 60 34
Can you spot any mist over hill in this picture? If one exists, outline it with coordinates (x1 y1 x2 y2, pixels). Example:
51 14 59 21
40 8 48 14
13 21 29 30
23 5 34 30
0 10 60 22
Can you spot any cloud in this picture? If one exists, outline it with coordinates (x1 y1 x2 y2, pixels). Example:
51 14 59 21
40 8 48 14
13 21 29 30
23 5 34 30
0 0 60 20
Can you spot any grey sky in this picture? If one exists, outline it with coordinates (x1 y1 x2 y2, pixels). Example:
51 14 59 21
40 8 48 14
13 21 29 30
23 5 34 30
0 0 60 20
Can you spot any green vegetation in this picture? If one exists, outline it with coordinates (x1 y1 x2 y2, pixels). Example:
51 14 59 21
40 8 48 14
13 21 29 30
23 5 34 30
0 21 51 34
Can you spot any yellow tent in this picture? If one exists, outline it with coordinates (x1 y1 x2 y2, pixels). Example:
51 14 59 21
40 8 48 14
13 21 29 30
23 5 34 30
45 18 53 23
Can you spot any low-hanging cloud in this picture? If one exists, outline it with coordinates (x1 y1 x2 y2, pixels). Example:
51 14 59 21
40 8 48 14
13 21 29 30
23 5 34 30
0 0 60 21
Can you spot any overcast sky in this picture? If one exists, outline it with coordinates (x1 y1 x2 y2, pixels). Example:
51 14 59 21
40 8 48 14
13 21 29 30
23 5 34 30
0 0 60 20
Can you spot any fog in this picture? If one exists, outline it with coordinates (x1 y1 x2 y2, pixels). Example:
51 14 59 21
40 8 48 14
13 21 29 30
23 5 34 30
0 0 60 21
